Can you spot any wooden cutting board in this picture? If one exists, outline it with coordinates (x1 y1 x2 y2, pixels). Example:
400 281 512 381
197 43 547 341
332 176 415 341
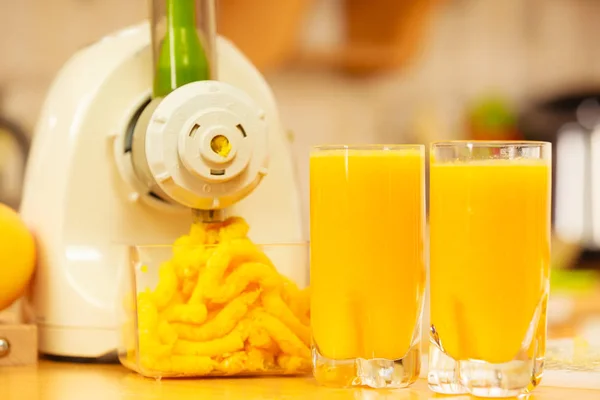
0 324 37 366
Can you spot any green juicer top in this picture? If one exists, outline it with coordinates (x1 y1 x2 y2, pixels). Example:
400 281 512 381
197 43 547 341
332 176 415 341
153 0 210 98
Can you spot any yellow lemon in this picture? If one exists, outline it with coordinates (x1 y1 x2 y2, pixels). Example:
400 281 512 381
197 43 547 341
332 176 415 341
0 203 36 311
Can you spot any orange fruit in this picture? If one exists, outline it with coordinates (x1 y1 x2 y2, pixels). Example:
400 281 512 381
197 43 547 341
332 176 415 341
0 203 36 311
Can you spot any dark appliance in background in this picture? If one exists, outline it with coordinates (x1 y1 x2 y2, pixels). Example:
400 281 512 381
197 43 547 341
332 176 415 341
519 91 600 269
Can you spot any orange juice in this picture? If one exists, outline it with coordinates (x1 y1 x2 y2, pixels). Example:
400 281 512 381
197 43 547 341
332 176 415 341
430 158 550 365
310 146 425 363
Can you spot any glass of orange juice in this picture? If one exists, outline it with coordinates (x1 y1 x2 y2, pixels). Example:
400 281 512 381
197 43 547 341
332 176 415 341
310 145 426 389
429 141 551 398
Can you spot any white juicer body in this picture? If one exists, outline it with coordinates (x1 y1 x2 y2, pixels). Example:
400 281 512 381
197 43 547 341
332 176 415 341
20 23 305 358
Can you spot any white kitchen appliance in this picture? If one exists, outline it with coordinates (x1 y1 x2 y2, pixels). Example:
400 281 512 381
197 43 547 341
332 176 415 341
19 0 304 359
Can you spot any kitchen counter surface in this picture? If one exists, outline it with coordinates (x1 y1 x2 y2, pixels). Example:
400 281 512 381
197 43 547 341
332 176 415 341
1 360 599 400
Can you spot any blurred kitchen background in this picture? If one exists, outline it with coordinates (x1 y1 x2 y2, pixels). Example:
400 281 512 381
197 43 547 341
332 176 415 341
1 0 600 354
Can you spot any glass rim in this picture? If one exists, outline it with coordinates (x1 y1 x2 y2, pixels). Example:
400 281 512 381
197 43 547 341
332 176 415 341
431 140 551 148
312 144 424 151
126 241 309 250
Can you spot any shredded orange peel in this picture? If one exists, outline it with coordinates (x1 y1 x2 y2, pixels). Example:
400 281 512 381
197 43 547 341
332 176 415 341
124 217 311 376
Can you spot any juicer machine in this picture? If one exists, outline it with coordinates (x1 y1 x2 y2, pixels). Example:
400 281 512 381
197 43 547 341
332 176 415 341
19 0 304 359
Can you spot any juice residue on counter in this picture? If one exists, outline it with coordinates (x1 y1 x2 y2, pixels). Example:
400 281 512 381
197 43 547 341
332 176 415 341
123 217 311 376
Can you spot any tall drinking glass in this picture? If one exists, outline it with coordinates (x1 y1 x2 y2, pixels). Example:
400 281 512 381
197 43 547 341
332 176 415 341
310 145 426 388
429 141 551 398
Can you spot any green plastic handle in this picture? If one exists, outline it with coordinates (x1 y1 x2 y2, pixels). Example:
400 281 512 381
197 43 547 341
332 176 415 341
153 0 210 98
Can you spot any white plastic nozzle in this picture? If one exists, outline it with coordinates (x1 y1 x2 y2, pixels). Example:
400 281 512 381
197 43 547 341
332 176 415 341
144 80 269 209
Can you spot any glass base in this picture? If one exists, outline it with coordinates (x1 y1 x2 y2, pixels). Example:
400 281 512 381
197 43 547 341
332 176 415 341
428 343 544 398
427 342 468 394
312 344 420 389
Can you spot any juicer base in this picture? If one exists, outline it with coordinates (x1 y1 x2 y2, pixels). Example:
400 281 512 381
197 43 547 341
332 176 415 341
38 325 118 360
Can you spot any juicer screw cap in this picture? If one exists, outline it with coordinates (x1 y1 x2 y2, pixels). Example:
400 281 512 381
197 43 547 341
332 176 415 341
144 80 269 210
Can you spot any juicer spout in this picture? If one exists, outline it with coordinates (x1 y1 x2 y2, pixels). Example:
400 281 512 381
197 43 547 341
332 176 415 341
129 1 268 212
192 208 225 223
150 0 217 98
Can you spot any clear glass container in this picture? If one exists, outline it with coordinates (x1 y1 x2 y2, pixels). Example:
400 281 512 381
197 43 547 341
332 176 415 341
119 242 310 378
428 141 551 397
150 0 217 97
309 145 426 389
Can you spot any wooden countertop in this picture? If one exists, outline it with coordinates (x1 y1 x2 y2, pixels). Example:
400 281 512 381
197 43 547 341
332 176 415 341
1 360 599 400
